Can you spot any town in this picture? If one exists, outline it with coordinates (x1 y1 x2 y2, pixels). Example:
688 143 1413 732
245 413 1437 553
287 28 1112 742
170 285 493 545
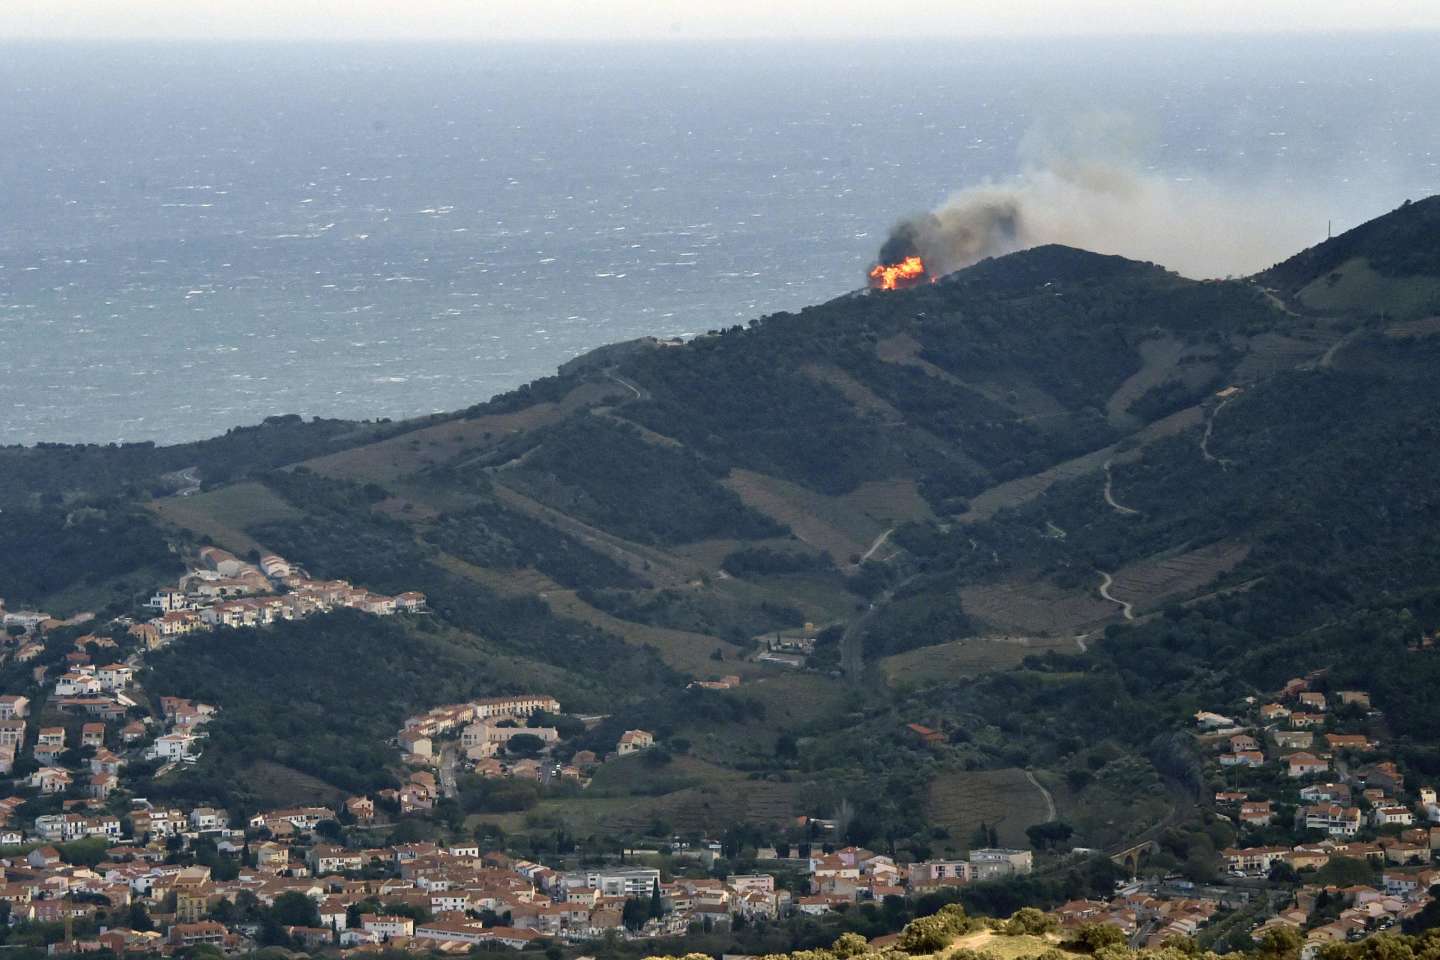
5 566 1440 959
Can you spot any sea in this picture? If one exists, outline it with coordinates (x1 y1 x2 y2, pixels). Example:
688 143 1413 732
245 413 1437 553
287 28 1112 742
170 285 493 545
2 34 1437 445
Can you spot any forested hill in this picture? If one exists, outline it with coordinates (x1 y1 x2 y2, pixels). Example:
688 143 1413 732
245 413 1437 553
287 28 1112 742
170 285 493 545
5 197 1440 858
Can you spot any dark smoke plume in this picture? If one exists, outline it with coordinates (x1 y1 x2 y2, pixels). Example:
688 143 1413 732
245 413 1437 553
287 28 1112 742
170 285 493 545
874 112 1355 280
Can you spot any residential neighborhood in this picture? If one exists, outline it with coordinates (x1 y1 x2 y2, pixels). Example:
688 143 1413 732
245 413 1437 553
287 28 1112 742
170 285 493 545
131 548 424 645
1191 673 1440 956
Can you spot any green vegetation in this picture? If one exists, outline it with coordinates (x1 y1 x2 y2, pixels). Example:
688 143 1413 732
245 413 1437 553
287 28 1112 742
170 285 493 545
503 416 786 545
426 500 649 589
0 501 180 606
13 198 1440 868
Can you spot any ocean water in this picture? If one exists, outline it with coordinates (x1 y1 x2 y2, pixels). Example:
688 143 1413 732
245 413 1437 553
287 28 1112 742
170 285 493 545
1 35 1437 445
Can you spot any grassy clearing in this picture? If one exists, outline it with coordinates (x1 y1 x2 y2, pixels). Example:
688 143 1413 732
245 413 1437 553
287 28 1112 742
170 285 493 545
937 930 1081 960
543 590 751 678
880 635 1080 686
802 362 903 420
433 548 749 678
490 484 695 588
1298 256 1440 321
840 478 936 528
474 755 804 838
149 481 300 554
730 672 854 730
724 469 882 561
301 381 622 485
926 768 1053 852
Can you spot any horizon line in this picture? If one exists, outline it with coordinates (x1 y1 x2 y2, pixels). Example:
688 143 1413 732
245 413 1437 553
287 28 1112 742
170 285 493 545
2 27 1438 44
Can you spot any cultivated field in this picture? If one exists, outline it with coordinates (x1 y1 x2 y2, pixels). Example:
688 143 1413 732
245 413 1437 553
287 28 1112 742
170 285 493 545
880 635 1081 686
926 767 1054 851
300 380 624 485
724 469 884 561
1231 330 1340 380
959 405 1205 523
960 578 1118 637
1105 540 1251 616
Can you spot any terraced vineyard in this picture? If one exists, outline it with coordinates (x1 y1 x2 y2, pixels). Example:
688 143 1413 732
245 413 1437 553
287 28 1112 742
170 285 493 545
1105 540 1252 616
926 767 1054 851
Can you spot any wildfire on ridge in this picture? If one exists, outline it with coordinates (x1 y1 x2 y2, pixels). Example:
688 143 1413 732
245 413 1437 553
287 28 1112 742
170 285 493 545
868 255 928 291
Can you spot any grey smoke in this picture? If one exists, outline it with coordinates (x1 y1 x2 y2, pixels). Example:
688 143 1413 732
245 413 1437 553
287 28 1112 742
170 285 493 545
880 113 1350 280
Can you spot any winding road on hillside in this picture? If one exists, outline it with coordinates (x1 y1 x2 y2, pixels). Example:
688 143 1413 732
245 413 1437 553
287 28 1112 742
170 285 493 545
1097 570 1135 621
1200 395 1237 468
1024 770 1057 822
606 371 646 401
857 528 894 565
1102 460 1140 516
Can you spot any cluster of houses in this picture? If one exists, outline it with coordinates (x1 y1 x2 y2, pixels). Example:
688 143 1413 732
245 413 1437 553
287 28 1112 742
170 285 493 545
130 548 424 644
1197 676 1440 955
393 695 658 786
0 793 1046 958
0 598 220 795
1253 879 1432 958
1053 890 1220 948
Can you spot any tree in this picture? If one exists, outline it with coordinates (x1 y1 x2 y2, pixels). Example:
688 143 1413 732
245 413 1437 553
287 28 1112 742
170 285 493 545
271 891 320 928
648 879 664 919
506 734 546 757
1026 821 1075 851
1071 923 1128 953
1005 907 1059 936
621 897 648 932
1257 925 1302 960
128 901 153 933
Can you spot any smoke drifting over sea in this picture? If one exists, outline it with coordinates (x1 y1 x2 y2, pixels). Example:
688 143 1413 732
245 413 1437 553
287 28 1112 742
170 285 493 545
878 113 1347 281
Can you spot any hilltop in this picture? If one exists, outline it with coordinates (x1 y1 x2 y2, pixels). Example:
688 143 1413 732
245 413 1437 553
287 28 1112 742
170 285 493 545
3 196 1440 872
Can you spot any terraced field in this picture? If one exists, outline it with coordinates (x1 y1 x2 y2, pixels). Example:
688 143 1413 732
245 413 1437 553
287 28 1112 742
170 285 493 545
959 405 1204 523
1105 540 1251 616
926 768 1054 851
960 578 1118 637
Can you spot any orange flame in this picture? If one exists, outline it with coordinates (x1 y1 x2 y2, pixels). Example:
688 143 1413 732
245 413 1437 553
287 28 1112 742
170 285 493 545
868 255 927 291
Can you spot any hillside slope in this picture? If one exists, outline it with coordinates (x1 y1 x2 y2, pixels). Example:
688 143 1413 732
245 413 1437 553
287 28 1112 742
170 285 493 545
5 198 1439 860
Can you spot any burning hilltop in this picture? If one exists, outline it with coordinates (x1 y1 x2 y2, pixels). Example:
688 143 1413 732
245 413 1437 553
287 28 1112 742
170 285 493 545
868 198 1023 290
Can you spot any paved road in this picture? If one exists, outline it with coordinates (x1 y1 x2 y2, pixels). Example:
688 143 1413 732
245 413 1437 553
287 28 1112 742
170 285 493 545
438 744 459 799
